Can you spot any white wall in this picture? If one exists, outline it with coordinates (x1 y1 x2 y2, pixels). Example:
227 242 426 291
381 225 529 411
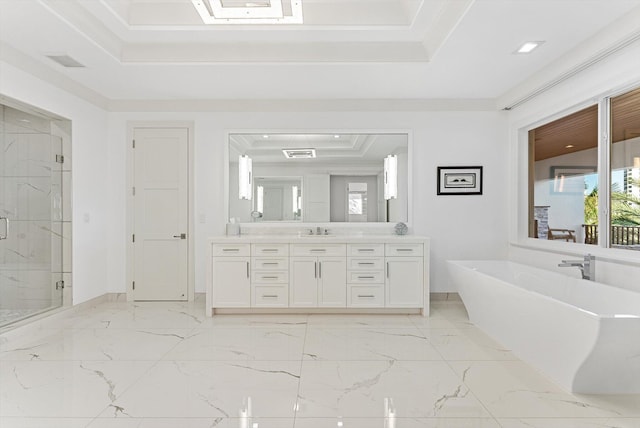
506 39 640 292
0 60 110 305
108 110 508 294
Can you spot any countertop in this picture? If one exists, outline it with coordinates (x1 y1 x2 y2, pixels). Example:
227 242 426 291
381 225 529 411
210 234 429 244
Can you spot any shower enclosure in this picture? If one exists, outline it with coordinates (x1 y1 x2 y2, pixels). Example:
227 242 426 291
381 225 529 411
0 101 69 327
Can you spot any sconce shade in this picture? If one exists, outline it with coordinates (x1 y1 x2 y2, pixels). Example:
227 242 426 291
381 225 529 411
239 154 252 200
384 154 398 200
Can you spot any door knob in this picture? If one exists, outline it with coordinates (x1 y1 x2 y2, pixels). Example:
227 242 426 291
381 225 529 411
173 233 187 239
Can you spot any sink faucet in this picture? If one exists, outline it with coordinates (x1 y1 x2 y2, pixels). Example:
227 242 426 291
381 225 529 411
558 254 595 281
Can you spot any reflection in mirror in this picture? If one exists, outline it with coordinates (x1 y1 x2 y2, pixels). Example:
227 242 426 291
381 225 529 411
229 133 409 223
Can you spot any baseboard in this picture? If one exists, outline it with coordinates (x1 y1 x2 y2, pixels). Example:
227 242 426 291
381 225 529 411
430 292 462 302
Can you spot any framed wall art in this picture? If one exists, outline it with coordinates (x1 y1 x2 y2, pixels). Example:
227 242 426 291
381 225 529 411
437 166 483 195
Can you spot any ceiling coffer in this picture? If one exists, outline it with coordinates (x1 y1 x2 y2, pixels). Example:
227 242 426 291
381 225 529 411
191 0 303 24
282 149 316 159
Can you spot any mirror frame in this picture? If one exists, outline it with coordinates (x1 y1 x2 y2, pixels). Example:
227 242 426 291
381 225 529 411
224 129 413 226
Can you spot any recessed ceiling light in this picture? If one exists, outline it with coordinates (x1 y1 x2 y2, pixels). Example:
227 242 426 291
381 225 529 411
262 135 269 139
515 41 544 54
565 144 574 148
333 135 340 139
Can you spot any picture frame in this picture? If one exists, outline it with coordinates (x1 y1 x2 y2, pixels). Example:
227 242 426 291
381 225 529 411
437 166 483 195
549 166 596 194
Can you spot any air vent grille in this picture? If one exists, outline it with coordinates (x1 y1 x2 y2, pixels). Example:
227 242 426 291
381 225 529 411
282 148 316 159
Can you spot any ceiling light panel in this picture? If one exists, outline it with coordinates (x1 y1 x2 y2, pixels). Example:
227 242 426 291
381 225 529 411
192 0 302 24
514 41 545 54
283 149 316 159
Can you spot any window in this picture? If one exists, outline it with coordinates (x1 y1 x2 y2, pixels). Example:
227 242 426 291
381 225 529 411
528 85 640 251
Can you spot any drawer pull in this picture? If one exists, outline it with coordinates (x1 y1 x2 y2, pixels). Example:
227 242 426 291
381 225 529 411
311 249 326 252
262 295 278 299
358 262 375 265
358 295 375 298
396 249 413 252
261 249 278 252
223 248 240 252
358 276 375 279
247 262 250 278
261 276 278 279
262 262 279 266
358 249 374 252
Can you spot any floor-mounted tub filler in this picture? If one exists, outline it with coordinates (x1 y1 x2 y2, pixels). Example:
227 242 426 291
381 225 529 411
448 259 640 394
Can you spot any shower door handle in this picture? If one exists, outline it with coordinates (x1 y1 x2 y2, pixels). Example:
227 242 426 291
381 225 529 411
0 217 8 240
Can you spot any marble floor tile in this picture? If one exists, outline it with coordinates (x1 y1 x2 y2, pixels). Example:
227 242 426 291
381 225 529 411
449 361 640 418
0 328 193 361
496 418 640 428
2 300 640 428
0 360 156 417
422 327 517 361
87 417 295 427
161 326 306 361
306 314 417 329
100 360 301 418
302 327 442 361
294 417 502 427
296 360 490 418
0 418 94 427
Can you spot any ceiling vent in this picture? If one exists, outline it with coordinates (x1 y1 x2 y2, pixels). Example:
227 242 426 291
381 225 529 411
46 55 85 68
282 148 316 159
191 0 302 24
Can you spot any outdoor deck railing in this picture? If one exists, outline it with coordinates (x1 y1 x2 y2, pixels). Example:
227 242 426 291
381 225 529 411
583 224 640 246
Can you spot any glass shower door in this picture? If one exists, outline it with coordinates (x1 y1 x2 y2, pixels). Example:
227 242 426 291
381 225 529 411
0 105 64 327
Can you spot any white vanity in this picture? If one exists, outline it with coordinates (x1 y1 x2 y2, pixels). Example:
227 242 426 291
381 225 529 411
207 235 430 316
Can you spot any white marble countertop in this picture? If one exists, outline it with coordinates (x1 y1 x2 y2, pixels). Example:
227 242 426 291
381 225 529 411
210 234 429 244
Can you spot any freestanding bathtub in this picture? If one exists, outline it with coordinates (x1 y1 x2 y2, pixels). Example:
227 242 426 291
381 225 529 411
448 260 640 394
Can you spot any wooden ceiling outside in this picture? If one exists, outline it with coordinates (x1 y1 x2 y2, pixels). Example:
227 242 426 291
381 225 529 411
531 87 640 161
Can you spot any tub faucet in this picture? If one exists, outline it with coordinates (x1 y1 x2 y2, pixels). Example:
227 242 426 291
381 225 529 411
558 254 595 281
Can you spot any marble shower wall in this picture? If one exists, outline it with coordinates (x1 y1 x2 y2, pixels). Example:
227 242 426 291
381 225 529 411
0 104 71 321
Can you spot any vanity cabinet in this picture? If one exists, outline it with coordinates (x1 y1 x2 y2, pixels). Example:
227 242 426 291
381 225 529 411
251 243 289 308
385 244 424 308
211 244 251 308
290 244 347 307
209 236 429 316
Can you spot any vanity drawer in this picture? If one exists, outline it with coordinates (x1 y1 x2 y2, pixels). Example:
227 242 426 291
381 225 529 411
291 244 346 257
252 257 289 271
347 244 384 257
347 257 384 271
252 271 289 284
213 243 250 257
348 271 384 283
348 285 384 308
252 244 289 257
252 285 288 308
385 243 423 257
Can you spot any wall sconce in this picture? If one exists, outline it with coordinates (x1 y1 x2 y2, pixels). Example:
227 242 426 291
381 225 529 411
239 155 253 200
256 185 264 213
292 185 299 214
384 154 398 200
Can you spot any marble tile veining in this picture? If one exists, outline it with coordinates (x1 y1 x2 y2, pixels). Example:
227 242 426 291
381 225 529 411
1 298 640 427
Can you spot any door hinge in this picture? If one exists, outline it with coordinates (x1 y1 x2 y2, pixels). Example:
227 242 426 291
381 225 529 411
132 139 135 148
55 280 65 290
56 154 64 164
132 234 135 243
132 281 135 290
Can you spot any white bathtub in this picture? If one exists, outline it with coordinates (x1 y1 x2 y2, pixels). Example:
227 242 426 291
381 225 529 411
447 260 640 394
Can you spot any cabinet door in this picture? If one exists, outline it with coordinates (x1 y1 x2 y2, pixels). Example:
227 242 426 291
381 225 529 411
290 257 318 307
318 257 347 307
385 257 423 308
212 257 250 307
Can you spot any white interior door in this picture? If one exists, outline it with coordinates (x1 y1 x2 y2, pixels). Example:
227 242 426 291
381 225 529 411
133 128 188 301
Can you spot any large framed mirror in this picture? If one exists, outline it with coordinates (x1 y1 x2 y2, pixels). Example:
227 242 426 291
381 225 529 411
228 133 409 223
